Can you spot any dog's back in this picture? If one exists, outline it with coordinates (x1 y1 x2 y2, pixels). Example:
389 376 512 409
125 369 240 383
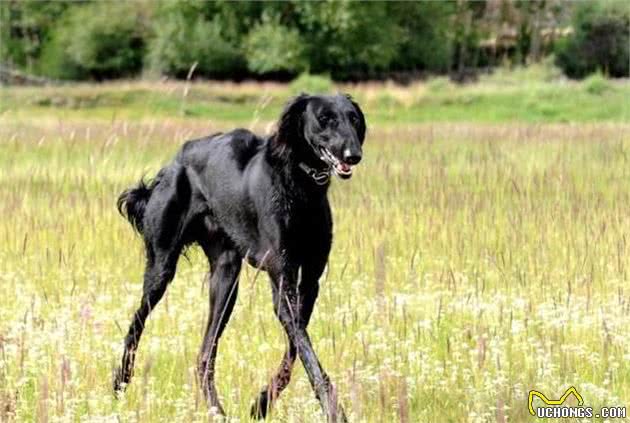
177 129 264 172
118 129 265 239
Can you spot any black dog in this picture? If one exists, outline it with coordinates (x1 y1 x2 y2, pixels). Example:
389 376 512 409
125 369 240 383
113 93 366 421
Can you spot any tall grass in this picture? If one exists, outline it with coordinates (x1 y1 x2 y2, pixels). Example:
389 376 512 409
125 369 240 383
0 83 629 421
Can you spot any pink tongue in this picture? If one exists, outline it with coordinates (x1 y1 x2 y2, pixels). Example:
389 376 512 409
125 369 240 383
338 163 351 172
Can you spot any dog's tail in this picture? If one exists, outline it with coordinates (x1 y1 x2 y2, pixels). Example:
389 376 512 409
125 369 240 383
117 175 160 235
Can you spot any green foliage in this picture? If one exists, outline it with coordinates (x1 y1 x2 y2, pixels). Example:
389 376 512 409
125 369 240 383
296 1 403 79
0 3 10 65
0 1 71 71
39 2 147 80
4 1 629 82
289 73 333 94
555 0 629 78
244 14 306 75
583 72 612 95
147 8 244 79
388 2 456 73
38 29 83 80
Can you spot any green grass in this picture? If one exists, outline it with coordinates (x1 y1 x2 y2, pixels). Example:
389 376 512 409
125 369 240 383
1 72 629 125
1 76 630 422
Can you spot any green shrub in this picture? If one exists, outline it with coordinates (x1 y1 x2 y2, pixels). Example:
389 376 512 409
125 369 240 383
39 2 147 80
388 2 455 73
38 31 83 80
555 1 629 78
583 72 612 95
244 14 306 76
289 73 333 94
147 12 244 79
0 1 72 73
296 2 403 79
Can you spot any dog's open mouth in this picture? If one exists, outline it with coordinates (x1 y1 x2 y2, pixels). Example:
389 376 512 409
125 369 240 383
319 148 354 179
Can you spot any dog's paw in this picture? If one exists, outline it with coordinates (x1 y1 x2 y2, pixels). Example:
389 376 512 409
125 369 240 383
250 393 269 420
112 366 127 396
208 405 228 421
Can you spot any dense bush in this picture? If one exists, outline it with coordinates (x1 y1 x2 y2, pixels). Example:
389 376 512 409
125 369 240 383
0 1 71 72
555 1 629 78
583 72 612 95
295 1 404 79
3 1 458 82
389 2 455 74
39 2 147 80
244 14 306 76
148 12 244 79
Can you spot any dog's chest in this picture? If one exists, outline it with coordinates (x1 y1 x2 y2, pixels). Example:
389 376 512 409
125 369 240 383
283 196 331 238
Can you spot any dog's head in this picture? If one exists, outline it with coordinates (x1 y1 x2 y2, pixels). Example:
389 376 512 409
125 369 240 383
275 93 366 180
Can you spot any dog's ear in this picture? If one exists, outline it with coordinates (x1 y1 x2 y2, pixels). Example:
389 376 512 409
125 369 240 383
272 93 310 158
345 93 366 143
278 93 310 139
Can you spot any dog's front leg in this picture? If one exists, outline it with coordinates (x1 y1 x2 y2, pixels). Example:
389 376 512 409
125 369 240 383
269 267 347 422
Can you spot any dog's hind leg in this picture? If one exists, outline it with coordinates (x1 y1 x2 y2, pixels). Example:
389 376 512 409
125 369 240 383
197 224 242 416
113 243 182 393
114 165 191 393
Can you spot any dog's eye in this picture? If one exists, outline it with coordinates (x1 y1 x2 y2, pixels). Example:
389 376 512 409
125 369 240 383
318 115 330 126
349 113 359 124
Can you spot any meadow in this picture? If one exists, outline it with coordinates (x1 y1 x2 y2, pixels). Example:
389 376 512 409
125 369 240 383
1 71 630 422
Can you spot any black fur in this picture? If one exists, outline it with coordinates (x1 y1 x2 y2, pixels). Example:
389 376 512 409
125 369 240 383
113 94 366 422
117 176 157 234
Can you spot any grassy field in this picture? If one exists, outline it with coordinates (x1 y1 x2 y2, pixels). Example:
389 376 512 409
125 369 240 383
1 74 630 422
2 67 629 125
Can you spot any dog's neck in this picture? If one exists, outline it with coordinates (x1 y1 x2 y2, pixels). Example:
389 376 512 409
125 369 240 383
266 132 331 193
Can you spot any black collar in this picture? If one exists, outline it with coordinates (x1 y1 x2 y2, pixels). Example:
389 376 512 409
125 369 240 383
298 161 331 185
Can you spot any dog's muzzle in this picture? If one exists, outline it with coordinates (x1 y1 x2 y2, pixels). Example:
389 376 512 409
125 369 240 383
319 147 354 179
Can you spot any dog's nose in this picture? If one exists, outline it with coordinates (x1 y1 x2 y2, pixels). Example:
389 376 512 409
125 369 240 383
343 150 362 165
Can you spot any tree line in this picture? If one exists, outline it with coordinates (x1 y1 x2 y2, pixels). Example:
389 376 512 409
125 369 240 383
1 0 627 82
